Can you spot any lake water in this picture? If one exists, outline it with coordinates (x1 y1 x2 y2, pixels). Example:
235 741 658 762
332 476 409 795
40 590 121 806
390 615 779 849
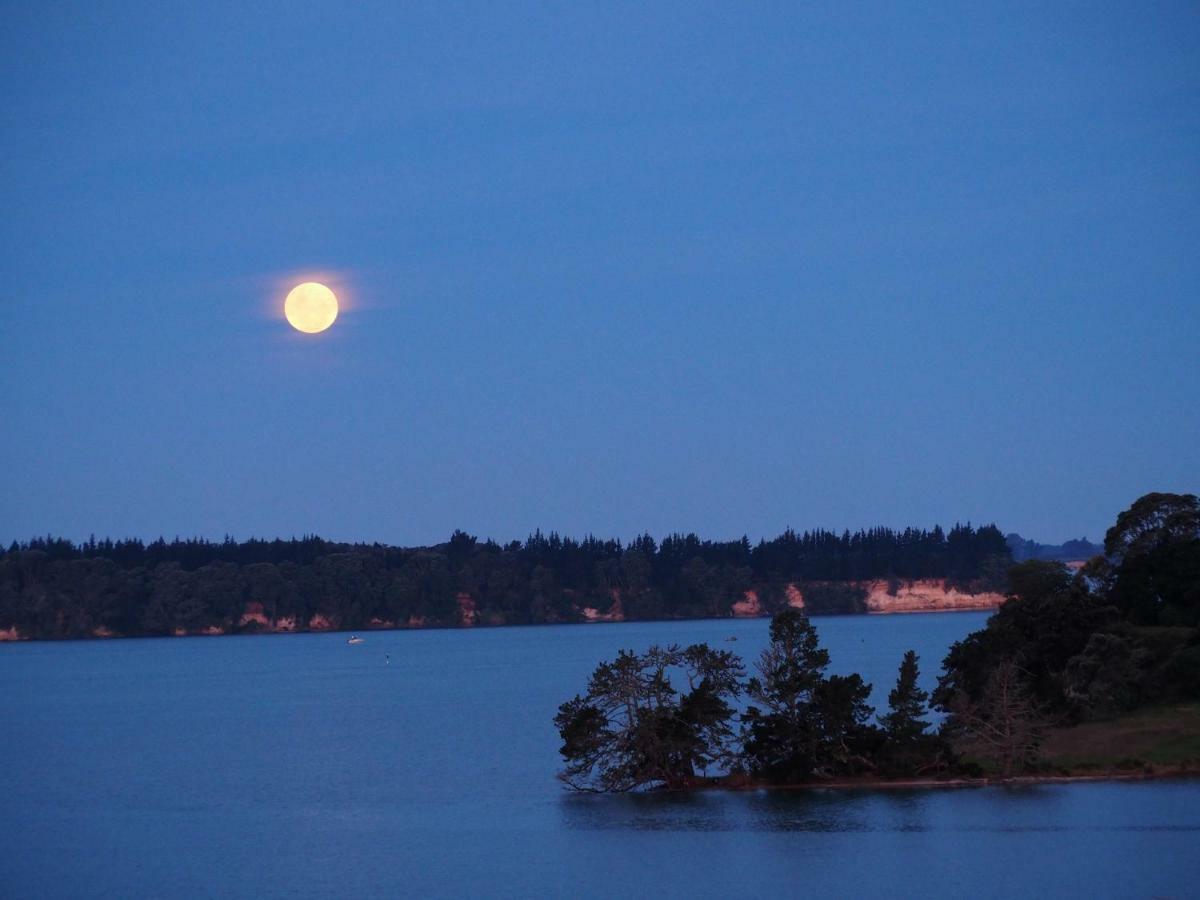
3 612 1198 898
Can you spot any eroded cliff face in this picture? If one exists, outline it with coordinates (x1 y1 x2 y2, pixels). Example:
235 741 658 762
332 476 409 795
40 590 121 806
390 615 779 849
581 589 625 622
786 584 805 609
239 602 271 628
861 580 1003 614
732 580 1001 618
457 593 477 627
732 591 763 617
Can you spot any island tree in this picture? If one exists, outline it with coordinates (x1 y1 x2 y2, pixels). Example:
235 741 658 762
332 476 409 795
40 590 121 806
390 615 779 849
880 650 940 776
740 608 877 782
554 643 744 791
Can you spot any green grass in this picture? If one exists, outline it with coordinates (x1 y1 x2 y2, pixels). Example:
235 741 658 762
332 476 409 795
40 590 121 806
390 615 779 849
1040 704 1200 770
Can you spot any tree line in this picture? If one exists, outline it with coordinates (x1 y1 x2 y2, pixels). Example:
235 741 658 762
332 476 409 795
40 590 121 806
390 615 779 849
555 493 1200 789
0 523 1009 639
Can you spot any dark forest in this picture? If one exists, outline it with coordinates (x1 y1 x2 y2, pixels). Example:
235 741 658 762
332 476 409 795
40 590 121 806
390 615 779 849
1 523 1010 639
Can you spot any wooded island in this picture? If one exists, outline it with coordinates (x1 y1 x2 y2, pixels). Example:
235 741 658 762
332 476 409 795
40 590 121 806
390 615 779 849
554 493 1200 789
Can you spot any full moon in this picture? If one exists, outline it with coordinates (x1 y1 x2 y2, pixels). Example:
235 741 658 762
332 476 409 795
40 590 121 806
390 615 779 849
284 282 338 334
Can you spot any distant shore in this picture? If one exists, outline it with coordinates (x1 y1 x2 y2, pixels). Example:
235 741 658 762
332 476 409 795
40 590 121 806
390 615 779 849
0 525 1021 641
0 577 1005 642
0 596 999 643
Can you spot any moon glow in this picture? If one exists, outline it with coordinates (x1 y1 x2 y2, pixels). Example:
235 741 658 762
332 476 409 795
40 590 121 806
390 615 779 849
284 282 339 333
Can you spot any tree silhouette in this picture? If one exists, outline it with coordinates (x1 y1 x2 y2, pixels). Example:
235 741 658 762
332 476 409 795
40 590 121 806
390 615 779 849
741 609 877 781
554 644 744 791
880 650 939 775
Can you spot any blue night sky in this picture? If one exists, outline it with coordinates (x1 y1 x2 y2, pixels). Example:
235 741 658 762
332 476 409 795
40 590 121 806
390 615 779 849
2 2 1197 547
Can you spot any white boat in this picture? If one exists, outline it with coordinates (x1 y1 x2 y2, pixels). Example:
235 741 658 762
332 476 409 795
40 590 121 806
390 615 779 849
347 635 364 645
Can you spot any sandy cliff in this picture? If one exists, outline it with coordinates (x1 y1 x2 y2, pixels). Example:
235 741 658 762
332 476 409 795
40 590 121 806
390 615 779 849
581 590 625 622
862 580 1003 614
457 593 477 627
733 579 1001 618
239 602 271 628
732 590 763 617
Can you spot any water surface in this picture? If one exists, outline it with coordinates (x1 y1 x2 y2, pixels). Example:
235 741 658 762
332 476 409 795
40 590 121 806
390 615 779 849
3 613 1198 898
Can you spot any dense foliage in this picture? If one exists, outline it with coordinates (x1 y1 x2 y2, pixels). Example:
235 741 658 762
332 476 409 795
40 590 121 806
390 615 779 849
741 610 877 781
0 523 1009 639
554 645 745 791
936 493 1200 772
555 609 942 790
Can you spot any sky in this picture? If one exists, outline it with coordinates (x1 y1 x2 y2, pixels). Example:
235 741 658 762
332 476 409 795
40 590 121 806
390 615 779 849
2 2 1197 548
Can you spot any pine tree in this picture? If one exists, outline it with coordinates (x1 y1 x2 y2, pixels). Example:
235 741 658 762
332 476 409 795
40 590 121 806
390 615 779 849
880 650 934 775
882 650 931 741
741 609 876 781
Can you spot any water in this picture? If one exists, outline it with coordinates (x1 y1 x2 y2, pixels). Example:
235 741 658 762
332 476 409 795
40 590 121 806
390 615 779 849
3 612 1198 898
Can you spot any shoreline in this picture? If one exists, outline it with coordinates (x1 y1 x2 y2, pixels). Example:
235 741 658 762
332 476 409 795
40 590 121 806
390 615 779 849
668 766 1200 794
0 604 998 644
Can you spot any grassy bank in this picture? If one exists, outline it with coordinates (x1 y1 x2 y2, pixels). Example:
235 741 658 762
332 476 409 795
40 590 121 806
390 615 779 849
1037 703 1200 773
669 706 1200 793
